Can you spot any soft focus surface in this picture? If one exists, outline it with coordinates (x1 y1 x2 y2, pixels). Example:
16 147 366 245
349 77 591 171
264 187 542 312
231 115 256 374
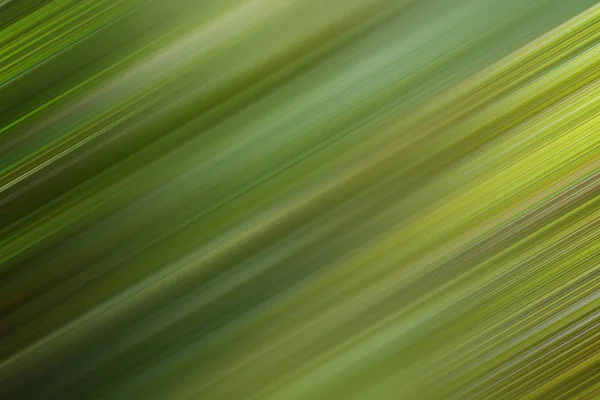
1 0 600 399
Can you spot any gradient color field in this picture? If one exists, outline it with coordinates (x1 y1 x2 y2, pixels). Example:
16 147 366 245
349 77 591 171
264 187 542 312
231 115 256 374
1 0 600 399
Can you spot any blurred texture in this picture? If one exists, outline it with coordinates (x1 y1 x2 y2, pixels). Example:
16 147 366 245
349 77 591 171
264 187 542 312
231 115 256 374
1 0 600 399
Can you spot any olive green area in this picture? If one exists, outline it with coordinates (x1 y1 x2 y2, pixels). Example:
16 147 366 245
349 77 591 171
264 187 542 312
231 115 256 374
1 0 600 399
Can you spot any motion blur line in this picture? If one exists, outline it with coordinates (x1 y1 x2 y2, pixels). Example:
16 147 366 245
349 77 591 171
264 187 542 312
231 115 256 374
2 0 600 399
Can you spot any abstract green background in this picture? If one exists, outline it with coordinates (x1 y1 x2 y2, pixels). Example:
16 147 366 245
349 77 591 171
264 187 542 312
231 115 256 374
1 0 600 399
